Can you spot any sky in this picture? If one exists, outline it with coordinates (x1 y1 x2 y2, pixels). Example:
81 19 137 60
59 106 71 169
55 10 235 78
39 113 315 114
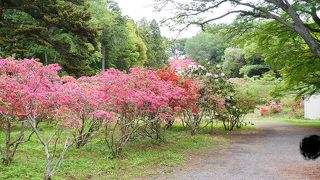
115 0 236 38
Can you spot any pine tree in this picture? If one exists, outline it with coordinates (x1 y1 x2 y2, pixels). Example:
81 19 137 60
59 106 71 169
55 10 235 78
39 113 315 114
0 0 97 76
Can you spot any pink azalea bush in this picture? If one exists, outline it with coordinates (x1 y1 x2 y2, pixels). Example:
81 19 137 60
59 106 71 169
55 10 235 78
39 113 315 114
0 57 255 177
259 106 270 116
0 58 79 179
271 104 282 113
95 68 187 154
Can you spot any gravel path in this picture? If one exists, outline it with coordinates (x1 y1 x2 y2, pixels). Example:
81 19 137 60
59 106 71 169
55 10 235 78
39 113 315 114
157 120 320 180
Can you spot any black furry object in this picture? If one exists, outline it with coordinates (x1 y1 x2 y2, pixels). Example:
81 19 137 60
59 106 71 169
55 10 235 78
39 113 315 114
300 135 320 160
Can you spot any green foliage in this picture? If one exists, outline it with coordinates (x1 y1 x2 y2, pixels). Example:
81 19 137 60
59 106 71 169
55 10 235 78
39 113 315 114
138 18 168 68
239 64 270 77
232 76 281 106
222 48 245 78
124 20 147 68
0 0 156 74
185 30 227 64
88 0 147 71
231 20 320 95
0 0 98 76
166 38 187 59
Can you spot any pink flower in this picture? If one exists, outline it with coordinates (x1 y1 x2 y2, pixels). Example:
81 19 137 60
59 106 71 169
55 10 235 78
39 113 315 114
271 104 282 113
174 106 182 111
259 106 270 116
169 58 198 72
93 110 114 121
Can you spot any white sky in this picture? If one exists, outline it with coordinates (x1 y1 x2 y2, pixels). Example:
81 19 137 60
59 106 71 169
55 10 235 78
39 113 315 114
115 0 320 39
115 0 237 38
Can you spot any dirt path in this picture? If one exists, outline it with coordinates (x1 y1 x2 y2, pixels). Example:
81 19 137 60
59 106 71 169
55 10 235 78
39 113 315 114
156 120 320 180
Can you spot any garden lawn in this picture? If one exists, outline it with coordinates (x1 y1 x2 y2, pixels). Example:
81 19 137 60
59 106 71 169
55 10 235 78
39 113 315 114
276 118 320 128
246 115 320 128
0 122 255 179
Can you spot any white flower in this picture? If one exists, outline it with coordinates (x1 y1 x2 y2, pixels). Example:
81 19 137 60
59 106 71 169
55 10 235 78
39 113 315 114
221 73 225 77
176 71 183 76
216 64 221 68
215 112 219 116
214 74 219 78
206 73 212 77
188 64 199 71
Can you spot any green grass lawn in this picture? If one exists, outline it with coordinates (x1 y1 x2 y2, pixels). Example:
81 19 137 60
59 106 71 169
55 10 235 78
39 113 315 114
275 118 320 128
246 113 320 128
0 122 255 179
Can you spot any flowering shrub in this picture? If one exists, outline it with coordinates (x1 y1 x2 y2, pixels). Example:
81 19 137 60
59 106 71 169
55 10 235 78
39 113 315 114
0 58 62 165
157 66 202 134
94 68 187 155
156 67 200 128
0 57 256 177
0 58 84 179
58 76 106 148
169 58 198 73
271 104 282 113
175 61 256 132
259 106 270 116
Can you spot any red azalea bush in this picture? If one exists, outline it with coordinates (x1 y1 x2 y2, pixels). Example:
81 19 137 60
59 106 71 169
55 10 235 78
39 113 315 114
156 67 201 130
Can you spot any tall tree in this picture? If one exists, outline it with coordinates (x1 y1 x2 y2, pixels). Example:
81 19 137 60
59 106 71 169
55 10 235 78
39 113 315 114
0 0 98 76
232 20 320 94
156 0 320 94
166 38 187 59
155 0 320 58
89 0 147 71
124 20 147 68
138 18 168 68
222 47 246 77
185 30 227 64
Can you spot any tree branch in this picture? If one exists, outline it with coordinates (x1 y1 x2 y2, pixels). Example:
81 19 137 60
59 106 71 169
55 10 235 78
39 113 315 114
196 10 245 25
311 7 320 26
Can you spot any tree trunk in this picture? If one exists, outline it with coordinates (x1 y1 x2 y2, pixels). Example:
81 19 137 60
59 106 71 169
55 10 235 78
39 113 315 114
44 52 48 65
44 144 53 180
101 30 106 71
4 121 12 165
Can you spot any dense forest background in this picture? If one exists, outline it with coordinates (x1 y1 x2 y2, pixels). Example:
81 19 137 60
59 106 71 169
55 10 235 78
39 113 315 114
0 0 168 76
1 0 320 95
